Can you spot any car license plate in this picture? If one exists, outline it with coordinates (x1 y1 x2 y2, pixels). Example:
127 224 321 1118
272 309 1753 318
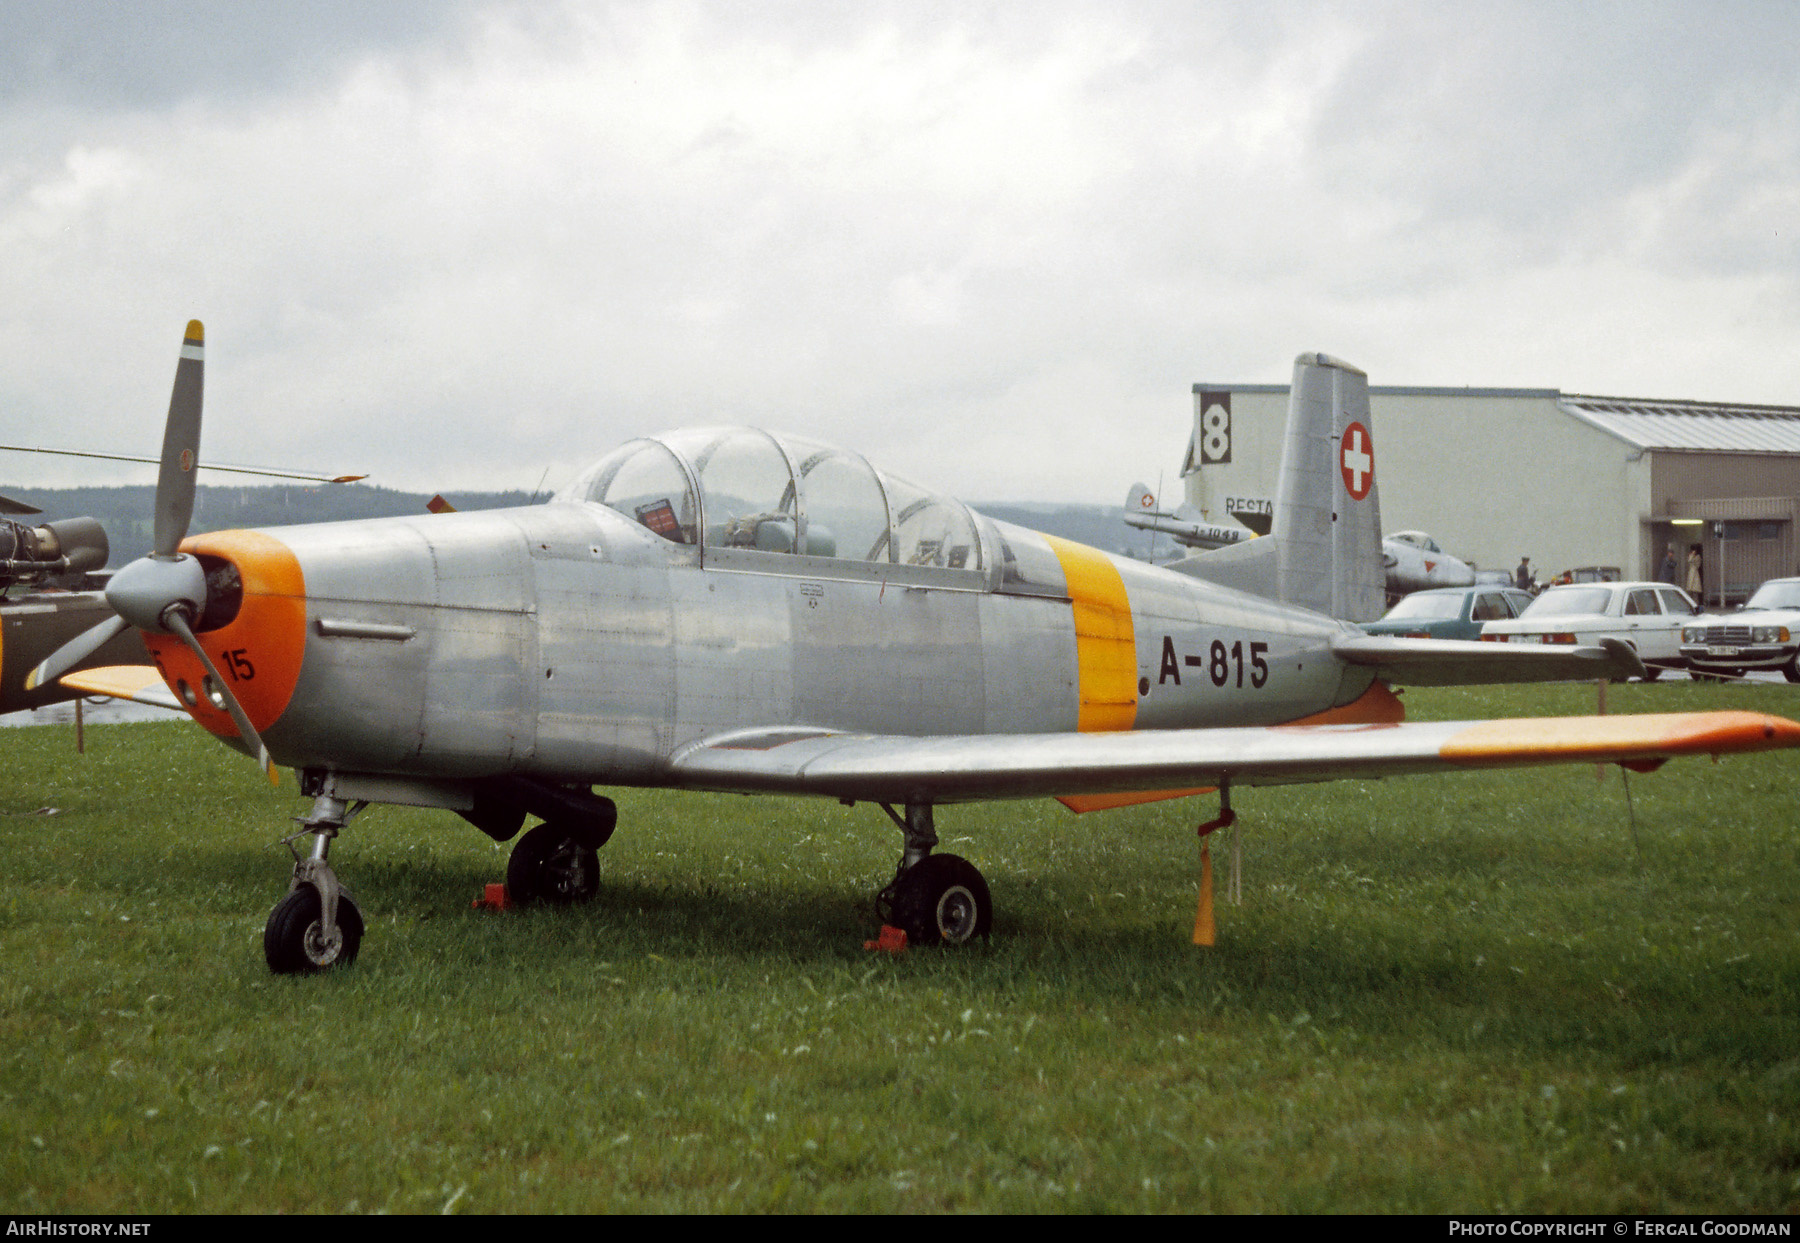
1707 646 1743 657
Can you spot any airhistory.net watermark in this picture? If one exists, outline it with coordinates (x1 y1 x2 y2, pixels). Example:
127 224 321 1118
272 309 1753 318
5 1224 151 1237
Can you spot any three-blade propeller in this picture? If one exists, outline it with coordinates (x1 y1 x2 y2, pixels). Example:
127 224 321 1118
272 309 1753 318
26 322 278 783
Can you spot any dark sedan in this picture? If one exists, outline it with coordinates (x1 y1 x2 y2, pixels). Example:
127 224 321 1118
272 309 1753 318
1363 585 1536 641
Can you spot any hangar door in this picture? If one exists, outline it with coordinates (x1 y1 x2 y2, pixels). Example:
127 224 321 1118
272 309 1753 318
1663 498 1797 606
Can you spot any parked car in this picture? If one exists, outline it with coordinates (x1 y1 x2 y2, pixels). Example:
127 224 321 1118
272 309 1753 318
1678 576 1800 682
1479 580 1700 679
1364 585 1536 642
1565 565 1622 584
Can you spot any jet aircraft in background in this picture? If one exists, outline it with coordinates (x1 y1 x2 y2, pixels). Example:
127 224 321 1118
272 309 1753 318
1383 530 1477 598
1123 484 1253 553
33 326 1800 974
1124 487 1475 602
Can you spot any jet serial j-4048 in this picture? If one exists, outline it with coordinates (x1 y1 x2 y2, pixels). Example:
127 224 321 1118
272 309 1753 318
33 323 1800 972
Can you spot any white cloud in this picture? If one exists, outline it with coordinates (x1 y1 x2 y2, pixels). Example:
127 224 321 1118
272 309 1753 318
2 1 1798 503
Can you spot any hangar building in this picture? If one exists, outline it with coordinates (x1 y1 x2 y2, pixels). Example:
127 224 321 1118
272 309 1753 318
1181 378 1800 607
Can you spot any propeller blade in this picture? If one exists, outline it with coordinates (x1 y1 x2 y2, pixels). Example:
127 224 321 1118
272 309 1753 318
24 614 132 692
153 320 205 558
164 610 279 786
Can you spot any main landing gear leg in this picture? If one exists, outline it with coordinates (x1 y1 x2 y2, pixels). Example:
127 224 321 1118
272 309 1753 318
874 802 993 947
264 794 368 974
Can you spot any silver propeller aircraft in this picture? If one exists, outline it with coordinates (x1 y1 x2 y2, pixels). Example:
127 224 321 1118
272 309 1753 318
33 323 1800 973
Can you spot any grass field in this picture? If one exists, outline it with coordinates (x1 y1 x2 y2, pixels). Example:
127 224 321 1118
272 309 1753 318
3 680 1798 1213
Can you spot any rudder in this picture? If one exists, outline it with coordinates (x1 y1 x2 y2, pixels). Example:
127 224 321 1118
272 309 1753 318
1274 353 1384 622
1170 353 1385 622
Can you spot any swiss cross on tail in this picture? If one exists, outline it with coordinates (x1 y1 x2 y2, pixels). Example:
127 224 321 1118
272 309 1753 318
1340 421 1373 500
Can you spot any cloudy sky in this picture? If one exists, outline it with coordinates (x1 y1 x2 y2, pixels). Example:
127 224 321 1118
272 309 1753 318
3 0 1797 502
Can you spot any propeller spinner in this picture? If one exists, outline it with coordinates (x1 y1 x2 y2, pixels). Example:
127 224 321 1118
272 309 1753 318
26 321 279 783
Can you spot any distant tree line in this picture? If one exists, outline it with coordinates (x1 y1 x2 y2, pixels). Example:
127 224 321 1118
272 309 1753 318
5 485 1141 568
3 484 532 567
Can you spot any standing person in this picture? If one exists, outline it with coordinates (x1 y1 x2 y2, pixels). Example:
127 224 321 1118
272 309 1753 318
1514 556 1532 591
1686 542 1704 602
1660 542 1680 585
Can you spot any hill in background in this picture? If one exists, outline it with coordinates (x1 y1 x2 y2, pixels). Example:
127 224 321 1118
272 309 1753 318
5 485 1160 567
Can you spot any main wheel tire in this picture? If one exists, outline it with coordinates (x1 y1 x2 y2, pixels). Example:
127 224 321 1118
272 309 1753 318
506 822 600 905
264 886 364 974
890 853 992 947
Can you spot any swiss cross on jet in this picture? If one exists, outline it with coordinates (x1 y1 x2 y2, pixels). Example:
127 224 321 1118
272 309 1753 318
1340 421 1373 500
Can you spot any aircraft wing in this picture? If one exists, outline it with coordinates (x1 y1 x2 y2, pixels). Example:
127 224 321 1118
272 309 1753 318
55 665 184 711
667 711 1800 804
1329 633 1645 686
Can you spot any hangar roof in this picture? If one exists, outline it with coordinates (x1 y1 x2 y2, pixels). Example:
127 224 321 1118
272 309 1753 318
1193 381 1800 457
1559 396 1800 455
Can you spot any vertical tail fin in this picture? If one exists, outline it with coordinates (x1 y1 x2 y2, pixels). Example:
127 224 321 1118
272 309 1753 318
1274 353 1385 622
1170 353 1386 622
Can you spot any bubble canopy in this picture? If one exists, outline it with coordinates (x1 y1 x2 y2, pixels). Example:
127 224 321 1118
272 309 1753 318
557 428 986 573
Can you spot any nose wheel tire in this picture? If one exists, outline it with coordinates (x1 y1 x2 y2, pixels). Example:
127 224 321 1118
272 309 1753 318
889 853 992 947
506 822 601 905
264 886 364 974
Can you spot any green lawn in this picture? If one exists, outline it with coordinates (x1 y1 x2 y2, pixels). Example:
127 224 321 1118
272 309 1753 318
3 679 1797 1212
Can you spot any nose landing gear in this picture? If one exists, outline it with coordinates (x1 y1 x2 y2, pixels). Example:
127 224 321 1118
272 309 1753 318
264 793 366 973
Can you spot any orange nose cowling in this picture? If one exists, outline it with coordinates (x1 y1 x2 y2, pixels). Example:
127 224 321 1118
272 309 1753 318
144 530 307 743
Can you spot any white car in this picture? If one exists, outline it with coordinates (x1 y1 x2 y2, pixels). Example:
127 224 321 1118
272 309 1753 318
1480 581 1700 679
1679 576 1800 682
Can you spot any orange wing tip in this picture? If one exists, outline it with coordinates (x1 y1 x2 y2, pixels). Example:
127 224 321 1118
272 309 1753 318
1057 788 1214 814
1282 681 1405 727
185 319 204 344
1441 711 1800 764
57 665 165 699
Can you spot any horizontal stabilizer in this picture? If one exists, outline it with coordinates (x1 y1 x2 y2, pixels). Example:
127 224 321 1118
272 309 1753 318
667 710 1800 804
1329 633 1645 686
56 665 183 711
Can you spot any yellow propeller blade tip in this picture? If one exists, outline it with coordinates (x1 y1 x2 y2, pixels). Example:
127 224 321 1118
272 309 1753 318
185 319 204 343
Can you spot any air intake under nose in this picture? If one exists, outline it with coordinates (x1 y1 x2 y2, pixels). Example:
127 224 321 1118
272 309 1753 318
143 528 308 742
